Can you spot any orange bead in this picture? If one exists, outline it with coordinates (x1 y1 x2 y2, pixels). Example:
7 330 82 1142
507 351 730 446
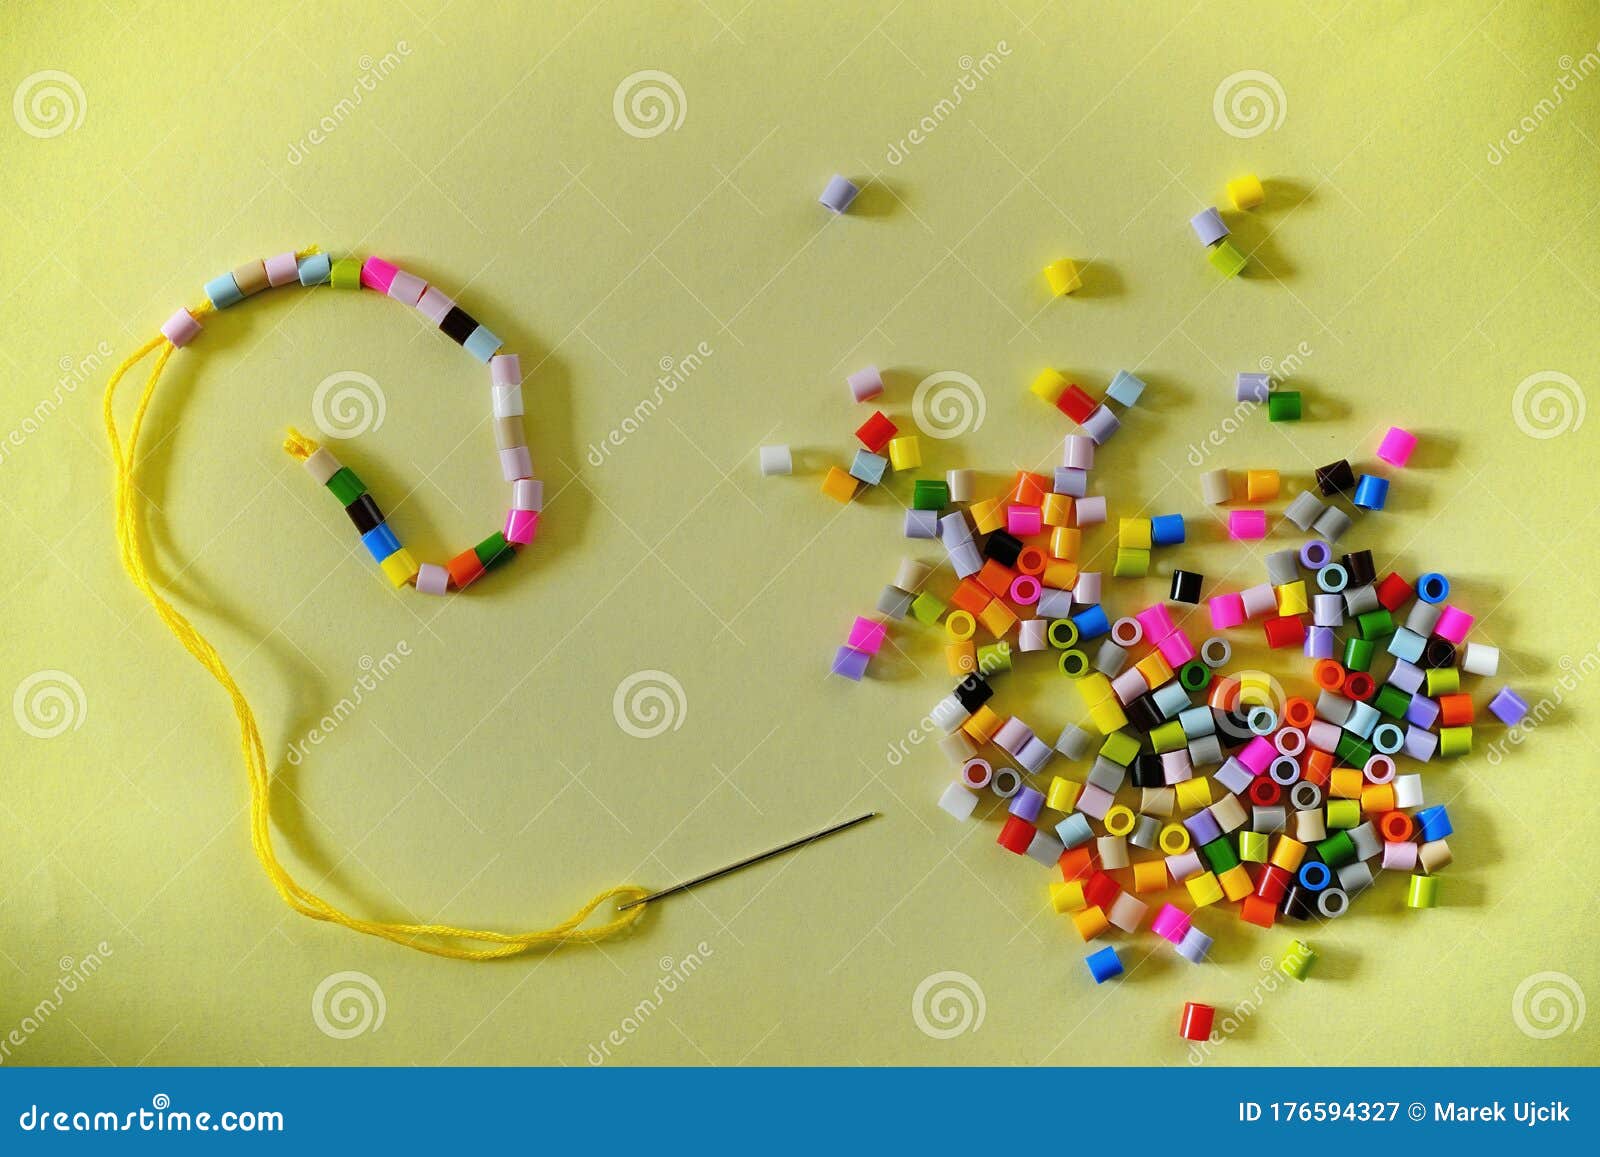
1240 894 1277 928
945 642 977 676
445 547 485 589
976 559 1017 597
1330 768 1365 799
1303 750 1334 788
978 599 1018 639
1072 905 1110 941
1010 471 1050 506
962 705 1002 744
1438 692 1475 727
950 578 993 616
1059 846 1094 881
1016 546 1047 575
820 466 859 503
1049 526 1081 560
1312 659 1346 691
1361 784 1397 814
1132 861 1168 893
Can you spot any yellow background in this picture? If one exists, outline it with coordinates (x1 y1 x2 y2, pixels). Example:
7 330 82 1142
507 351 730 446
3 0 1598 1066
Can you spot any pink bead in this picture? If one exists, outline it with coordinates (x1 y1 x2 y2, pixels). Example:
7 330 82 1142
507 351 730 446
263 251 300 287
1007 504 1043 536
1009 575 1041 605
512 479 543 511
360 257 398 293
491 354 522 387
846 616 887 654
1151 903 1191 944
1157 629 1197 666
387 269 427 306
1376 426 1418 468
499 446 533 481
846 365 884 403
416 286 455 324
1228 510 1268 539
415 563 449 596
504 508 539 545
160 308 202 347
1134 604 1174 641
1434 605 1475 644
1238 736 1276 775
1209 593 1246 630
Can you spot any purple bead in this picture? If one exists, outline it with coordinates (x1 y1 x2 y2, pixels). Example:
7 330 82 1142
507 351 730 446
903 509 939 538
1009 785 1045 822
1489 687 1530 727
1053 467 1088 497
1236 371 1271 403
1183 808 1222 847
1406 694 1441 729
831 645 870 680
1081 405 1121 444
1304 625 1336 660
846 365 883 402
818 174 859 214
1191 207 1229 246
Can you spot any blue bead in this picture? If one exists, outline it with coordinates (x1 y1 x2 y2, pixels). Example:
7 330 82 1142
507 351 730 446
1150 513 1186 545
297 253 332 286
1055 812 1093 848
1070 603 1110 641
360 523 401 562
1298 861 1331 892
1416 572 1450 603
1105 369 1146 407
204 272 244 309
1416 805 1453 842
463 325 502 363
1085 945 1123 983
1352 474 1390 511
849 449 888 486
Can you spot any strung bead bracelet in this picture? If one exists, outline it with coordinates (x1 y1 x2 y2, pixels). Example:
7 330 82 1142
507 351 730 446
162 249 543 593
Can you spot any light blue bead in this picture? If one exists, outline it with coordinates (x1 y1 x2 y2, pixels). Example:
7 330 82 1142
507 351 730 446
1190 207 1228 246
204 272 244 309
297 253 332 286
1055 812 1093 849
360 523 401 562
1387 626 1426 664
849 449 887 486
1106 369 1146 407
463 325 502 363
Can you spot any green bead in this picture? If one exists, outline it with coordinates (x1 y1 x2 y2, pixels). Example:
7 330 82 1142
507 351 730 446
325 466 366 506
1099 730 1141 766
1208 239 1246 278
1112 547 1150 578
1316 830 1356 867
976 642 1012 674
1179 660 1212 692
1373 684 1412 719
911 592 946 626
1425 667 1460 696
474 531 514 569
1335 731 1373 769
1202 837 1240 874
1149 720 1188 754
911 480 950 510
1407 874 1439 909
1058 649 1089 677
330 257 363 290
1267 391 1302 421
1356 608 1394 641
1326 799 1361 830
1048 619 1079 649
1343 636 1375 672
1279 939 1317 981
1238 830 1269 863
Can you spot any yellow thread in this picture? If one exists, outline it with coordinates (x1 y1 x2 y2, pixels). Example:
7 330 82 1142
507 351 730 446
104 333 647 960
282 426 319 461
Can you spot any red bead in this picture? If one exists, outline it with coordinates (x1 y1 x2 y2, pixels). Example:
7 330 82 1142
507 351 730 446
1239 894 1278 928
1344 671 1376 701
1247 777 1282 807
1375 571 1413 611
1263 614 1306 649
1180 1001 1215 1041
1083 869 1120 911
855 411 898 453
997 815 1035 854
1054 384 1098 424
1255 863 1292 904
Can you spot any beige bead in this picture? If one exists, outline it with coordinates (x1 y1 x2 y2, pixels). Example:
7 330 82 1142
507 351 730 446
303 447 341 485
232 260 271 297
493 415 525 451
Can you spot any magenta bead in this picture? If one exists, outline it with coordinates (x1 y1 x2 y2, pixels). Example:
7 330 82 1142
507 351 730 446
504 508 539 545
161 308 202 347
1228 509 1268 539
1209 593 1246 630
1376 426 1418 468
1135 604 1174 640
360 256 398 293
1157 630 1197 666
1434 605 1475 644
1238 736 1276 775
846 616 888 654
1009 575 1041 605
1007 504 1043 536
1151 903 1191 944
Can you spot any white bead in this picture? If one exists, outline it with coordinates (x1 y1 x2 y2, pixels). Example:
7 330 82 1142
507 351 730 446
492 385 524 418
948 543 982 579
758 445 792 476
939 731 977 764
1200 468 1230 505
1294 809 1325 842
415 563 449 596
946 469 974 502
937 782 979 821
1393 773 1424 809
1462 642 1500 676
1240 583 1276 618
930 695 967 733
387 270 427 306
1166 849 1203 881
1018 619 1049 652
513 479 543 511
1075 495 1107 526
895 559 931 592
1074 571 1102 604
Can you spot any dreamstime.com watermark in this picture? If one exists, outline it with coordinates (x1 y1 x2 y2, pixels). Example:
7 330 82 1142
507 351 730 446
1187 943 1313 1064
0 943 113 1064
17 1095 282 1134
286 42 412 165
884 650 1011 768
612 669 687 739
1510 370 1585 440
612 70 686 138
12 669 87 740
1186 341 1314 466
284 643 411 766
1512 971 1586 1039
1483 641 1599 766
1213 70 1286 138
587 342 713 466
0 341 115 469
585 943 714 1063
885 43 1012 165
12 70 85 138
912 971 986 1039
1487 46 1600 165
311 971 386 1040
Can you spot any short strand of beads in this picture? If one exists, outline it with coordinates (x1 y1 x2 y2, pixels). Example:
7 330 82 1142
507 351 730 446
106 247 645 960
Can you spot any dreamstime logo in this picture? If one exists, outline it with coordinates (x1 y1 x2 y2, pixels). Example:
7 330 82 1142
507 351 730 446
0 941 113 1065
284 643 411 767
312 371 386 439
12 669 86 739
1512 971 1585 1039
1187 949 1305 1064
311 971 386 1039
612 70 686 139
912 970 985 1039
1487 45 1600 165
612 670 687 739
286 42 412 165
885 42 1012 165
1186 342 1314 465
587 341 713 466
13 70 86 138
585 942 715 1065
1511 371 1585 439
1484 643 1599 766
0 340 115 470
1212 70 1286 138
912 371 985 439
1216 669 1287 743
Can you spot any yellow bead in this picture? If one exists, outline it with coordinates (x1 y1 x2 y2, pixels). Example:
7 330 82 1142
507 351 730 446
1072 904 1110 940
1103 804 1137 836
962 705 1002 744
1438 726 1473 757
969 497 1005 533
887 436 922 471
1276 580 1308 616
1174 777 1213 811
1186 871 1224 907
1246 469 1280 501
1326 799 1361 829
1042 560 1078 590
380 547 420 587
1426 667 1461 696
1238 672 1273 706
1047 529 1080 562
1132 861 1168 893
978 599 1017 639
1135 652 1174 689
945 641 976 676
1044 258 1082 296
821 466 859 503
1076 672 1113 707
1270 835 1306 872
1407 874 1439 909
1031 369 1069 405
1050 880 1087 913
1227 173 1265 211
1088 697 1128 735
1330 768 1365 800
1238 830 1269 863
1047 777 1082 811
1042 493 1074 527
1218 863 1254 901
1149 720 1187 753
1118 517 1152 549
1159 822 1191 854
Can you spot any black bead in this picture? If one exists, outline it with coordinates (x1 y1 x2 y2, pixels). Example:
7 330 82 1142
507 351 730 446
1217 708 1253 746
1342 549 1376 588
1282 884 1319 921
1125 695 1165 733
982 531 1023 567
343 493 384 535
1423 637 1457 670
1315 459 1356 497
439 306 479 345
1131 752 1165 788
952 675 992 713
1169 569 1204 604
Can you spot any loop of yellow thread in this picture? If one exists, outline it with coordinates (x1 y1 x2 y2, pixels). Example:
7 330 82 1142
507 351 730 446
282 426 319 461
104 333 648 960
